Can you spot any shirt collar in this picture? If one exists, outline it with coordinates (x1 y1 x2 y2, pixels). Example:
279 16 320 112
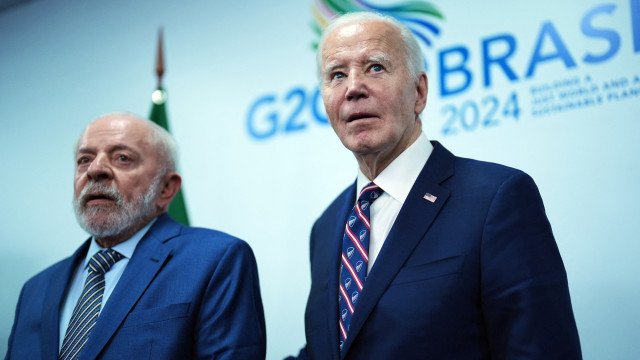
82 217 157 269
357 132 433 204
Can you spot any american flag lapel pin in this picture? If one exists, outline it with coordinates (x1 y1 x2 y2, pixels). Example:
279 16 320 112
423 192 437 203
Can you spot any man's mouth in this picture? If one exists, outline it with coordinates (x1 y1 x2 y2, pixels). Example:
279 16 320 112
84 193 116 206
347 112 377 123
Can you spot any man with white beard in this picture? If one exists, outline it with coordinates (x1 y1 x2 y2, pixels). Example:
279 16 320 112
6 113 266 360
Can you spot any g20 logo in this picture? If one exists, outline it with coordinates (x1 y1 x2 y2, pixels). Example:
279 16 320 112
246 86 329 140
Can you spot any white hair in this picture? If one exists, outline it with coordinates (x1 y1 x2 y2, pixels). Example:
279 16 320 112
144 116 179 173
317 12 425 81
76 112 179 174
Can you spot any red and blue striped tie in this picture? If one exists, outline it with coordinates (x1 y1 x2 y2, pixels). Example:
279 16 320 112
338 182 382 350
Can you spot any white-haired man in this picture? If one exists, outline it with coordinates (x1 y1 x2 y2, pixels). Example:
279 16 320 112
6 113 266 359
290 12 581 359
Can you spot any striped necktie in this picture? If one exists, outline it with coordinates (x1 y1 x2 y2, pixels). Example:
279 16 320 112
59 248 124 360
338 182 382 350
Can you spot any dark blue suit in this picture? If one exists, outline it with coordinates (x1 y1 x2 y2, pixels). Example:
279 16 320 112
6 214 266 359
298 142 581 359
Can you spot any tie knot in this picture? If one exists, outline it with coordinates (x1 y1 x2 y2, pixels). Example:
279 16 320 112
358 182 382 207
88 249 124 275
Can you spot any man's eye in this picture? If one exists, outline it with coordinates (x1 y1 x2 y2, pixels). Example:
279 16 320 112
371 64 384 72
331 72 346 80
77 157 90 165
117 154 131 162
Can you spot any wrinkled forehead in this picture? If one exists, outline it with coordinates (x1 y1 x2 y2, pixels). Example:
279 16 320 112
77 116 153 152
321 20 404 64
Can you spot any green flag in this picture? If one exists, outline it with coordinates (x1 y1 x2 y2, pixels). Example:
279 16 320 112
150 86 190 225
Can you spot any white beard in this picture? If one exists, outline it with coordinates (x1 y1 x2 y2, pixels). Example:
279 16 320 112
73 173 162 239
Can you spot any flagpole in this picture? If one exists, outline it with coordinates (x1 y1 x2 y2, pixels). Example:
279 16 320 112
156 27 164 88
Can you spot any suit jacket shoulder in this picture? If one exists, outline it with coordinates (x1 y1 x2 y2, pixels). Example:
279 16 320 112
163 221 258 266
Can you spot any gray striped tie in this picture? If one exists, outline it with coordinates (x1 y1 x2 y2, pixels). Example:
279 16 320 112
59 249 124 360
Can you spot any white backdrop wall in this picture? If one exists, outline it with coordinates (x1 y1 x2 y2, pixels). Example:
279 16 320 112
1 0 639 358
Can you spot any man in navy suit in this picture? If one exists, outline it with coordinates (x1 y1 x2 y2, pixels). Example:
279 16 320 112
6 113 265 359
291 12 582 359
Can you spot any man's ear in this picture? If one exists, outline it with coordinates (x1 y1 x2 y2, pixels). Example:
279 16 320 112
414 72 428 115
157 172 182 211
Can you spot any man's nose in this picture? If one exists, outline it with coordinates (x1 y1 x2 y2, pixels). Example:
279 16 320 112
86 154 113 181
345 72 369 101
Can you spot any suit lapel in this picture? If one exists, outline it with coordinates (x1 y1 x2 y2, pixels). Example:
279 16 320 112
325 184 357 360
341 142 455 356
41 242 90 360
79 215 179 360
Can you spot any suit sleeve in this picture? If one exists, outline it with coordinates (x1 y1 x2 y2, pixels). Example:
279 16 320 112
480 171 582 359
195 240 266 359
4 284 25 360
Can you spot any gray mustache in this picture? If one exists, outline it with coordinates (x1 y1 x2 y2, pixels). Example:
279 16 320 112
78 182 123 206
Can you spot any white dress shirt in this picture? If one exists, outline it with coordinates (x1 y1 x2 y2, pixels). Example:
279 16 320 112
58 218 156 349
356 133 433 273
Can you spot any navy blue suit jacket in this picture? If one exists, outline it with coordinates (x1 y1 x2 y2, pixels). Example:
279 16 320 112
6 214 266 359
298 142 581 359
